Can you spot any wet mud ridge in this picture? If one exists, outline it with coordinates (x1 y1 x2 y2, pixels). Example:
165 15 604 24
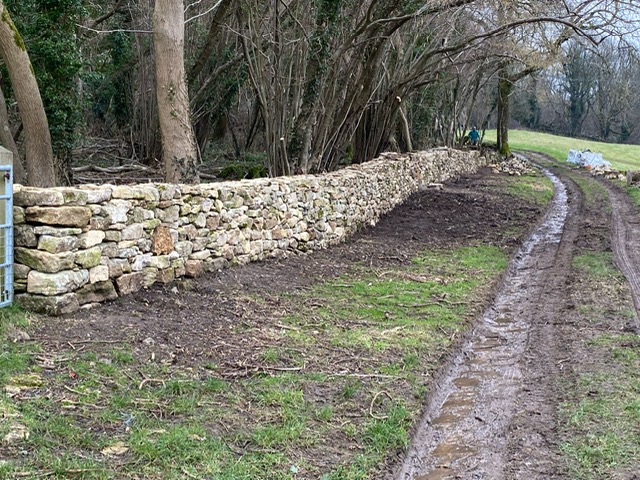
608 179 640 327
395 165 580 480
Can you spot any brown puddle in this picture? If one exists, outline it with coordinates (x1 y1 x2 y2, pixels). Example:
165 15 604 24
414 467 456 480
430 411 462 426
472 338 503 350
452 377 480 388
431 438 476 463
493 315 513 324
441 393 474 410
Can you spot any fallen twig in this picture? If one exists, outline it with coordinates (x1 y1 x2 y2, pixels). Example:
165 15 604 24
380 325 406 336
330 372 400 379
15 468 103 478
220 365 304 378
68 339 127 345
274 322 299 331
63 385 91 396
369 391 393 420
61 399 105 410
72 164 152 173
138 378 166 390
396 300 466 308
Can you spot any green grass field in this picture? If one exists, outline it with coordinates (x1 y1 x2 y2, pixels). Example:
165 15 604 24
483 129 640 171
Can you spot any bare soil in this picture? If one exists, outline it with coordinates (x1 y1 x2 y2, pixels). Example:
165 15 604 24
35 168 539 369
28 157 640 479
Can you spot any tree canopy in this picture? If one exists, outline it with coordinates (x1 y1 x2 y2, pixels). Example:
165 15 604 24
0 0 638 186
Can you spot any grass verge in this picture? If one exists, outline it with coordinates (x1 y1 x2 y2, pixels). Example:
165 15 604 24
625 185 640 209
0 247 508 480
561 252 640 479
505 173 553 206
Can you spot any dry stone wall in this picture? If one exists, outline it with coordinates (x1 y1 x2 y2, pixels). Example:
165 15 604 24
13 149 488 314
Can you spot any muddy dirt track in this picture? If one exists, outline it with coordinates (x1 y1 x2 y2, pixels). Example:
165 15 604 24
397 153 640 479
31 153 640 479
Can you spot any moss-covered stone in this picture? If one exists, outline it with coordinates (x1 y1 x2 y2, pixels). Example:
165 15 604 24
75 247 102 268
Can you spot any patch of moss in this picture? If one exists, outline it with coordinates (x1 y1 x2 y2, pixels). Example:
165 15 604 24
1 8 26 51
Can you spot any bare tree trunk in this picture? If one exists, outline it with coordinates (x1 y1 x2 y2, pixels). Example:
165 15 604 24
0 83 25 184
0 2 56 187
399 105 413 151
153 0 199 183
497 72 512 156
188 0 233 84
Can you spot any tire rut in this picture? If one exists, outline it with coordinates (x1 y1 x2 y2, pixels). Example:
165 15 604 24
395 163 581 480
606 181 640 331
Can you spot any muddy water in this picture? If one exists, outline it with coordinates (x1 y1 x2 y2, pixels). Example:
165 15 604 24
396 170 568 480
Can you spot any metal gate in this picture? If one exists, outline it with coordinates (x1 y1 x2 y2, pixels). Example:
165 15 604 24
0 147 13 308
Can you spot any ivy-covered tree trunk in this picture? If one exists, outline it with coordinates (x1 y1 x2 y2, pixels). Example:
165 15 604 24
153 0 199 183
0 1 56 186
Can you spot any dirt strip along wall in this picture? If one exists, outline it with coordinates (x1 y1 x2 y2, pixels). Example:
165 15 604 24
13 149 489 315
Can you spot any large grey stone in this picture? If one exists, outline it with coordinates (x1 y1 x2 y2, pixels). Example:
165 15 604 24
13 206 25 224
27 270 89 296
89 217 111 230
206 257 228 272
14 188 64 207
193 213 206 228
56 188 89 205
189 250 211 261
15 248 75 273
149 255 171 270
13 263 31 280
122 223 144 241
179 224 198 241
16 293 79 315
105 230 122 242
89 265 109 283
112 185 160 202
38 235 78 254
143 218 162 231
184 259 203 277
157 205 180 223
142 267 158 287
14 226 37 247
156 268 175 284
157 183 179 200
131 253 152 272
175 241 193 257
78 231 105 249
25 206 92 227
33 226 83 237
82 187 112 204
103 200 131 223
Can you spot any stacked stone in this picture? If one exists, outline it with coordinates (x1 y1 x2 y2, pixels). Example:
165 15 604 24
13 149 486 315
